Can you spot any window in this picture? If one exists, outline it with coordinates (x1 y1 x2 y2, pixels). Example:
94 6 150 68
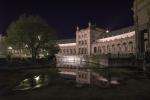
84 34 87 38
94 47 97 53
107 45 110 53
98 46 101 54
79 48 81 54
129 42 133 52
78 35 80 39
81 48 84 54
70 49 72 54
117 44 121 53
84 48 87 54
63 49 66 54
112 45 115 52
82 41 84 45
74 49 76 54
123 42 127 51
67 49 69 54
85 40 87 44
78 41 81 45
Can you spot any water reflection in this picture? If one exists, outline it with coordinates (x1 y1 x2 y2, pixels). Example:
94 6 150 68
14 74 49 91
57 61 99 69
57 61 123 87
12 61 124 91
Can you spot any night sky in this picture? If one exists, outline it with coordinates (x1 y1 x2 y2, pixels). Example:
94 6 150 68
0 0 134 39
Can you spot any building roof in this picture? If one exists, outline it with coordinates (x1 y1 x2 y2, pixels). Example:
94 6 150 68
57 38 76 44
57 26 135 44
104 26 135 38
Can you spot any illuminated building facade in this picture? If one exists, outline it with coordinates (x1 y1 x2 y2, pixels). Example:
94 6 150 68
57 24 138 56
57 0 150 58
133 0 150 58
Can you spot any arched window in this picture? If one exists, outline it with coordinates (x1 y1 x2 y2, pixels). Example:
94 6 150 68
123 42 127 52
67 49 69 54
98 46 101 54
78 41 81 45
78 35 80 39
94 47 97 53
102 46 105 54
74 49 76 54
70 49 72 54
85 48 87 54
63 49 66 54
112 45 115 53
78 48 81 54
85 40 87 44
82 41 84 45
107 45 110 53
129 41 133 52
82 48 84 54
117 44 121 53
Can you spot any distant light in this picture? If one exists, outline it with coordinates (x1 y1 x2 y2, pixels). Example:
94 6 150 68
8 46 13 50
38 35 41 40
62 56 84 62
35 76 40 81
39 54 44 58
25 44 28 48
47 53 49 55
106 30 109 33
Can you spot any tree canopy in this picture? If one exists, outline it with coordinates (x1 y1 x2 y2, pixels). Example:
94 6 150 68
6 14 59 61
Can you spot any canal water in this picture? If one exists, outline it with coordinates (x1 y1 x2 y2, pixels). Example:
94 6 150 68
0 61 132 95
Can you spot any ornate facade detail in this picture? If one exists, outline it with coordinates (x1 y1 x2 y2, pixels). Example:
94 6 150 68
57 24 139 56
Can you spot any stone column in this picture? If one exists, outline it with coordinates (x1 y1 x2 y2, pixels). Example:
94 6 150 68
147 10 150 52
76 26 79 55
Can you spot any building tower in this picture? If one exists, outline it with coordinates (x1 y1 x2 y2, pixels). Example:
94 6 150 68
76 23 91 55
133 0 150 60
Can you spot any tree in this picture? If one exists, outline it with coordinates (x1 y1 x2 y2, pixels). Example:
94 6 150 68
6 14 59 62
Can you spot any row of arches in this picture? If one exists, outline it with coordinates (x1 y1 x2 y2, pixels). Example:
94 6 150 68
60 48 76 55
78 48 87 54
93 41 134 54
78 40 87 45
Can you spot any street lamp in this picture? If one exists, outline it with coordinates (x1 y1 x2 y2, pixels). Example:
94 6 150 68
106 29 109 33
38 35 41 40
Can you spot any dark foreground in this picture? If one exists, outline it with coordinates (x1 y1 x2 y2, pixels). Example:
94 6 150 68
1 78 150 100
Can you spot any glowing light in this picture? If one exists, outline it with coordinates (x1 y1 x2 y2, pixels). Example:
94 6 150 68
47 53 49 55
25 44 28 48
35 76 40 81
38 35 41 40
8 46 13 50
97 31 135 42
58 43 76 47
62 56 82 62
106 30 109 33
39 54 44 58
